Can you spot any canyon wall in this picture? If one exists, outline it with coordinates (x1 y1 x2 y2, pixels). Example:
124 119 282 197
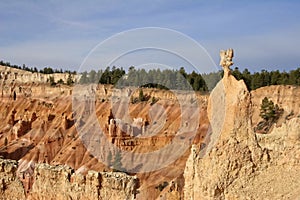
1 65 299 199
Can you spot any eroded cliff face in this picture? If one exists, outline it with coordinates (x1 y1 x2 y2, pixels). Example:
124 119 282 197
0 158 138 200
0 159 26 200
251 85 300 127
183 74 300 199
30 163 138 200
184 74 263 199
0 78 208 199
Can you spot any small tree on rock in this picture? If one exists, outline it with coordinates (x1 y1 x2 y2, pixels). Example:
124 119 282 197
67 73 74 85
138 89 145 102
255 97 283 133
259 97 283 122
48 76 56 86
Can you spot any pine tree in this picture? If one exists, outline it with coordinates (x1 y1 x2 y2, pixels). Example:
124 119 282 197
259 97 283 122
49 76 56 86
139 89 145 102
66 73 74 85
232 67 243 80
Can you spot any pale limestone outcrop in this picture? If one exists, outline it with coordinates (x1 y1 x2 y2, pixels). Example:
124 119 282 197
219 48 234 77
29 163 138 200
256 117 300 163
0 158 138 200
183 50 300 199
183 49 262 199
0 159 26 200
184 74 263 199
231 116 300 199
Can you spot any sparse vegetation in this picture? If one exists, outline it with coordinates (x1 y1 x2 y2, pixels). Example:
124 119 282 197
150 96 158 105
155 181 169 191
66 73 74 85
138 89 146 102
48 76 56 86
57 79 64 84
255 97 284 133
259 97 283 122
130 89 150 104
0 60 76 74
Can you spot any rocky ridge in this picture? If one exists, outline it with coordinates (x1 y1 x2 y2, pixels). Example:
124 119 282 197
0 158 25 200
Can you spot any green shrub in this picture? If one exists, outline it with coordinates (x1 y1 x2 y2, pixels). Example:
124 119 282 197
259 97 283 122
255 97 283 133
138 89 146 102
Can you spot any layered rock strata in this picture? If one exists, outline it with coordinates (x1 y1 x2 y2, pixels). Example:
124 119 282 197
0 158 138 200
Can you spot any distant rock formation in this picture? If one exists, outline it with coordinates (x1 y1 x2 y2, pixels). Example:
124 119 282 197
0 65 80 84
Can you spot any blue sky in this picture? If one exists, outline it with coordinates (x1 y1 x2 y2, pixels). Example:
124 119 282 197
0 0 299 72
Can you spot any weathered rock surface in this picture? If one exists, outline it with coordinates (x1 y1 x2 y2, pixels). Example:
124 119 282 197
184 74 263 199
183 73 300 199
0 158 138 200
0 159 26 200
29 163 138 200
